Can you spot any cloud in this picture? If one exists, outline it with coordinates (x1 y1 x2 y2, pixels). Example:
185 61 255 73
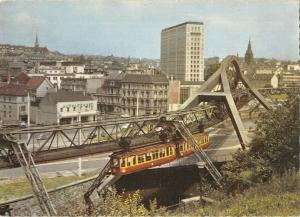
13 12 37 24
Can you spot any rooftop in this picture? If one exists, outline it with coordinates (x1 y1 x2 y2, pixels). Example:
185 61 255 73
105 71 125 80
13 72 49 90
0 83 29 96
42 90 94 104
26 76 47 90
122 73 169 84
162 21 204 32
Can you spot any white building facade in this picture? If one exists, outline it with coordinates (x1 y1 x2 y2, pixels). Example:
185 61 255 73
38 91 97 125
161 21 205 82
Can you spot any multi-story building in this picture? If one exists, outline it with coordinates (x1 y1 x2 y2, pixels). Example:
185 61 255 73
61 61 85 74
61 77 87 92
45 74 73 89
95 70 169 116
39 66 66 74
120 71 169 116
13 72 54 98
0 83 33 125
161 21 204 82
95 71 125 113
287 64 300 71
38 90 97 125
280 71 300 87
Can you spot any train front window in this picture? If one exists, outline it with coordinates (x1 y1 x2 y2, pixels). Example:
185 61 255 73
113 158 119 166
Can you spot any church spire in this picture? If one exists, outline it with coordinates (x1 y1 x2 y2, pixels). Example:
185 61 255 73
245 39 254 66
34 34 39 52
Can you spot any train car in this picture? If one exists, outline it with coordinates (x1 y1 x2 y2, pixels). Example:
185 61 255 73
110 132 209 176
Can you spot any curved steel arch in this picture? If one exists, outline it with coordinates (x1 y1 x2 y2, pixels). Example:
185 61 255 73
181 55 271 149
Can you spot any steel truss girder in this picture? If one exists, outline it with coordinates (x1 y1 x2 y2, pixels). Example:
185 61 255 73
0 106 217 168
181 55 271 149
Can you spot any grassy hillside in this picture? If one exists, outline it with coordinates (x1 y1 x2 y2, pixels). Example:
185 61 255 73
170 173 300 216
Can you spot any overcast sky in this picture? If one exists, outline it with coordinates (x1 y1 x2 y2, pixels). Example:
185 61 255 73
0 0 298 60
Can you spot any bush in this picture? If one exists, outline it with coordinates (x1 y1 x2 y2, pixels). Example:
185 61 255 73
221 95 299 194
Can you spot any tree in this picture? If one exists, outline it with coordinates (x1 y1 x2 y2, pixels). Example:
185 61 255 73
250 95 299 173
222 95 299 194
73 55 86 64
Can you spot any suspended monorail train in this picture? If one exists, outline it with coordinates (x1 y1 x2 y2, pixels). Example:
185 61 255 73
110 132 209 175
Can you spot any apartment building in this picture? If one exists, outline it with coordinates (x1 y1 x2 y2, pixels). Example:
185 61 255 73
95 70 169 116
161 21 204 82
120 71 169 116
0 83 33 125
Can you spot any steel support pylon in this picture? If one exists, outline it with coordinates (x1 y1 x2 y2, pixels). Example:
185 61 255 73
7 137 56 216
173 121 222 186
181 55 271 149
84 159 120 215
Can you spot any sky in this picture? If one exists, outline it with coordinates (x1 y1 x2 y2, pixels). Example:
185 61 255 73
0 0 298 60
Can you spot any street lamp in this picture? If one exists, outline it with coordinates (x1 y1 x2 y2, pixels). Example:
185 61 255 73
136 90 139 117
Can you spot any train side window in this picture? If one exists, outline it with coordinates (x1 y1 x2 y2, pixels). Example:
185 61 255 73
179 145 183 151
166 147 169 156
162 149 165 157
159 150 163 158
121 158 125 167
170 147 173 155
146 153 151 161
138 155 142 163
152 152 156 160
133 156 136 165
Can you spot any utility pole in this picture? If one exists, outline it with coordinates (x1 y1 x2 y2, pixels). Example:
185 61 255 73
78 111 82 145
136 91 139 117
27 91 30 142
27 91 30 127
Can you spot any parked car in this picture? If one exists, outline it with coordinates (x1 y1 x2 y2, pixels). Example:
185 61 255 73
37 134 48 140
19 121 27 128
